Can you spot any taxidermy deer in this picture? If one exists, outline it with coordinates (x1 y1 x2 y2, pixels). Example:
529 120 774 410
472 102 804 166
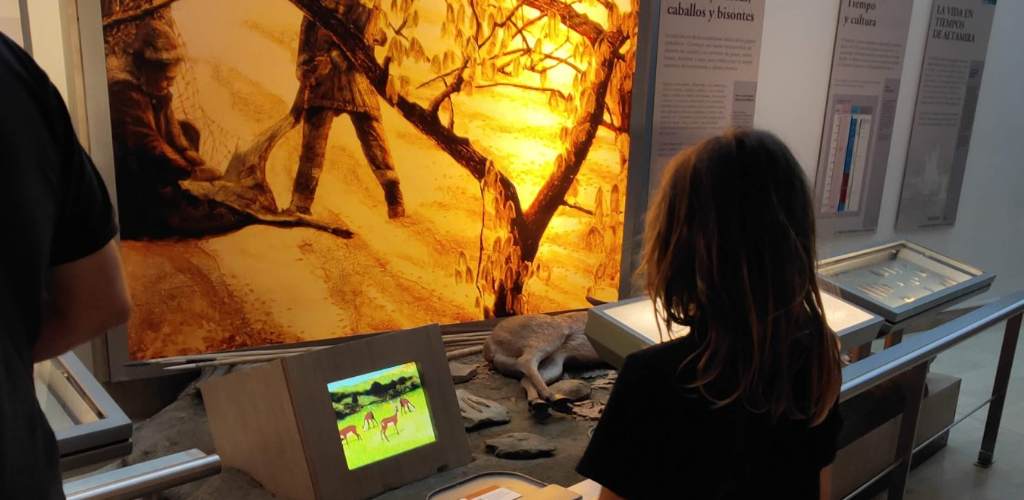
339 425 361 443
484 311 603 417
380 404 400 441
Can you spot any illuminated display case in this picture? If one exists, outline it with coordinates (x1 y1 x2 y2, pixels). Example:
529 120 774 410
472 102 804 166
585 291 883 369
35 352 132 471
817 241 995 327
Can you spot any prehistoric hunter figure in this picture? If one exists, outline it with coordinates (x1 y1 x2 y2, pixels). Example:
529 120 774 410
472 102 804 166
291 0 405 218
107 21 229 239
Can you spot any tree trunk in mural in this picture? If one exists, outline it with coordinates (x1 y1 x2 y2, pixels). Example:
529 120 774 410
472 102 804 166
290 0 636 316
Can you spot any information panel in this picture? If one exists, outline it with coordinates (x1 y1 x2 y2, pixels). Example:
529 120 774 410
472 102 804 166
647 0 765 193
814 0 914 234
896 0 996 229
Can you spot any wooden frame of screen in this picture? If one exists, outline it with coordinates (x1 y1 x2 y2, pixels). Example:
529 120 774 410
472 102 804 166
284 324 470 499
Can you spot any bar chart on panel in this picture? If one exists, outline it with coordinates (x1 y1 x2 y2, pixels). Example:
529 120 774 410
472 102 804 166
820 102 875 216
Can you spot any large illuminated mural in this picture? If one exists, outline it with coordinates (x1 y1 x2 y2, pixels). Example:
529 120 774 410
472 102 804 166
100 0 637 359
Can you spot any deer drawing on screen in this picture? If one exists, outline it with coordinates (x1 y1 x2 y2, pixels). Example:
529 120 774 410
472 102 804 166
362 411 378 430
484 311 604 418
399 397 416 414
380 404 400 442
338 425 361 443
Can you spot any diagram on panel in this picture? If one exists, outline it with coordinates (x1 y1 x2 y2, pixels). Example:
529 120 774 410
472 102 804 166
818 97 876 217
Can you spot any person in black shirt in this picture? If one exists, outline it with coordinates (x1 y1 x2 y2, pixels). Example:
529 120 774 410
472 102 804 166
0 33 131 499
578 129 844 499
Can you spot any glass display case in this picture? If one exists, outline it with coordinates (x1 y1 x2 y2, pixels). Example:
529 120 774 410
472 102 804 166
35 352 132 471
585 290 883 369
817 241 995 326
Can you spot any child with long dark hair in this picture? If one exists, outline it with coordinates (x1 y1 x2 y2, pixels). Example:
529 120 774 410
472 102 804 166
578 129 843 499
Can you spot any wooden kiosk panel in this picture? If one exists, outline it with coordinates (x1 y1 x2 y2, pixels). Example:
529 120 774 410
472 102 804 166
201 325 470 500
201 361 315 499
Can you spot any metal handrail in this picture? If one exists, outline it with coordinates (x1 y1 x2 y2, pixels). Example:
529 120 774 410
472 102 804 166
836 290 1024 500
63 449 221 500
841 290 1024 402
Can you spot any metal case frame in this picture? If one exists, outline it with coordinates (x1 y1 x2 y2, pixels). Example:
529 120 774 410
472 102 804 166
818 240 995 326
586 292 883 369
38 352 133 471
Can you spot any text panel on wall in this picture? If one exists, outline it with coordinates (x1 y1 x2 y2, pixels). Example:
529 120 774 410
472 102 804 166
814 0 915 235
647 0 765 194
896 0 996 229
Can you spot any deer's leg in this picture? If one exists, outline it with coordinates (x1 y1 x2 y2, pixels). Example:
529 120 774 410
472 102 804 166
540 353 573 413
517 353 556 403
520 377 550 419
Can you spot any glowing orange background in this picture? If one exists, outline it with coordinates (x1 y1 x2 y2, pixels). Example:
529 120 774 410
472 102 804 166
110 0 635 359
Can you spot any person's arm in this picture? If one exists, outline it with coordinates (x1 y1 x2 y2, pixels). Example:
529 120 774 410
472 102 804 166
34 239 131 362
819 464 833 500
812 403 842 500
297 17 327 82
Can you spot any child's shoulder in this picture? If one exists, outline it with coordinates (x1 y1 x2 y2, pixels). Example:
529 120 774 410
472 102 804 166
623 334 698 377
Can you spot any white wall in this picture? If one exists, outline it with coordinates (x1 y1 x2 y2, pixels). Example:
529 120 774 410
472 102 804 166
26 0 68 99
755 0 1024 302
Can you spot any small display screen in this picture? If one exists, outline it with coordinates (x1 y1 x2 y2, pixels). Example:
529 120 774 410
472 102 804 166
327 362 437 470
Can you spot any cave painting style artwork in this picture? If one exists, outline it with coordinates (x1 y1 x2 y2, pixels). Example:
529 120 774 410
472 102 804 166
100 0 638 359
327 362 437 469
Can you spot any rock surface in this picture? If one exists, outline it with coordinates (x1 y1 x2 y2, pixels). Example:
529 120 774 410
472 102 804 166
449 362 479 384
484 433 557 459
457 389 511 430
550 379 591 402
569 400 605 420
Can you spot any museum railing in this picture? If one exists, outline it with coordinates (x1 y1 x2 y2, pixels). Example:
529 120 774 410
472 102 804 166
62 449 221 500
838 290 1024 500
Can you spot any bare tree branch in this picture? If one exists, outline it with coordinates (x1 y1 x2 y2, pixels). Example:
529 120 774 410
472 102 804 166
600 120 625 134
470 0 483 42
536 52 584 73
508 18 536 52
477 0 528 47
103 0 180 27
521 31 625 257
475 82 568 99
523 0 605 45
445 91 456 129
561 200 594 216
386 13 411 41
429 60 468 114
419 48 528 89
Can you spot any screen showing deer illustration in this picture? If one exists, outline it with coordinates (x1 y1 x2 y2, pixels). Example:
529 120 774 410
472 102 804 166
100 0 637 360
327 362 437 469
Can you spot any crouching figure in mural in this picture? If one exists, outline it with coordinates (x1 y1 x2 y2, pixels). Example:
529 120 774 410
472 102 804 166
108 21 238 239
290 0 406 219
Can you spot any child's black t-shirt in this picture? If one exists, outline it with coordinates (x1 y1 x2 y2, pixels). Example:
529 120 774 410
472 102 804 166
577 334 842 500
